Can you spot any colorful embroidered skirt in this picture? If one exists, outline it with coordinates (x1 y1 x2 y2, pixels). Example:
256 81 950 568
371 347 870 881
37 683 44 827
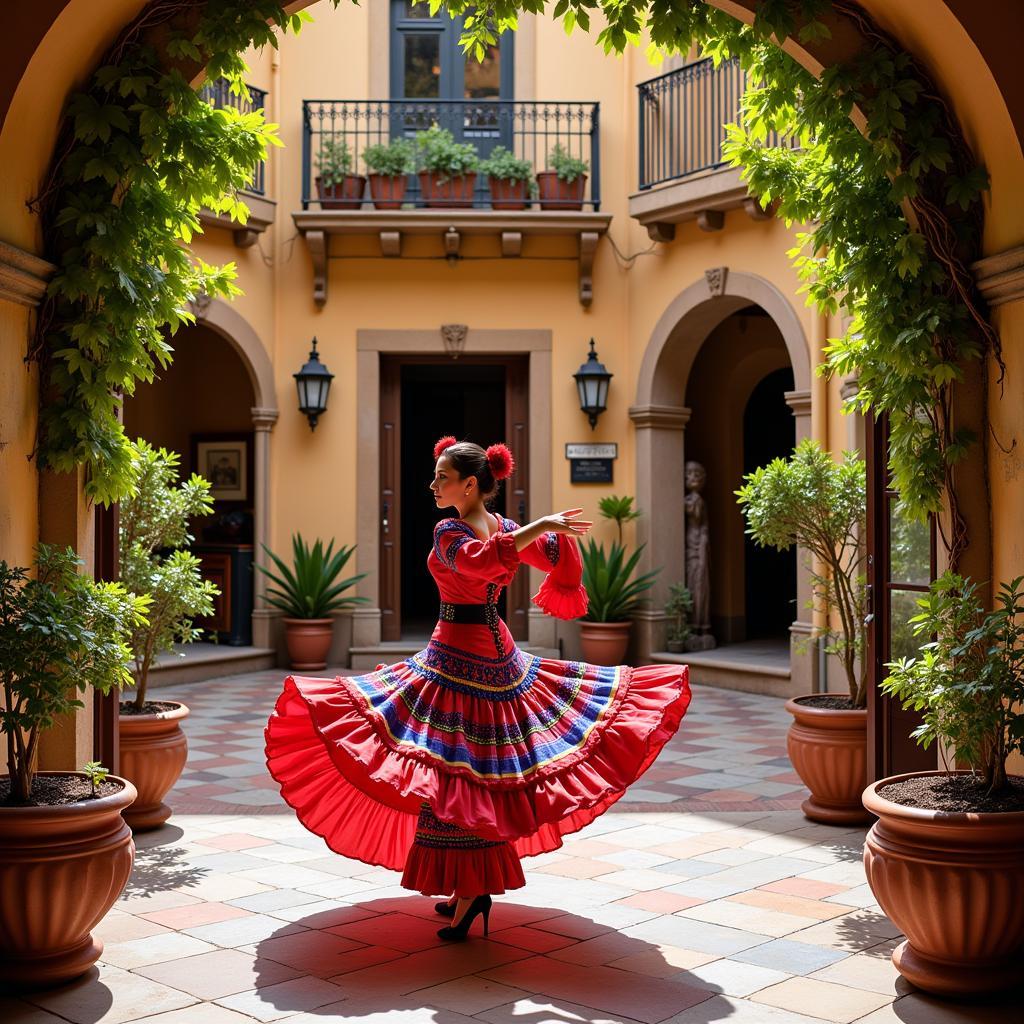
264 632 691 880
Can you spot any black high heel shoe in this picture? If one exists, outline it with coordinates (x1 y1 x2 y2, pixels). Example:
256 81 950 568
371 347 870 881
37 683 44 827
435 899 456 918
437 894 491 941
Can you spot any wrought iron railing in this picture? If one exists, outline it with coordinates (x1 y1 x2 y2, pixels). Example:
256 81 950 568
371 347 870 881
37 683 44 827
199 80 268 195
301 99 600 210
637 57 795 190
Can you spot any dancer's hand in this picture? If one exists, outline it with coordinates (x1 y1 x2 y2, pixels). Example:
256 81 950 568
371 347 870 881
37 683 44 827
544 509 592 536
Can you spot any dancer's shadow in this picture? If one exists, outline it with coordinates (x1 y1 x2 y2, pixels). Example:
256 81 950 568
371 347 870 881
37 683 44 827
251 895 731 1023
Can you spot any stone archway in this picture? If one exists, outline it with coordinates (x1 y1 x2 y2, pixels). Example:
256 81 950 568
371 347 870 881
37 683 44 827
188 297 279 647
629 268 815 690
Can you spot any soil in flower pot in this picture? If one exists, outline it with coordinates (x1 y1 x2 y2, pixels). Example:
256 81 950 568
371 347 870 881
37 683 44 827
118 699 189 831
0 772 136 987
878 773 1024 813
785 694 870 825
316 173 366 210
369 173 408 209
488 176 529 210
418 171 477 208
536 171 587 210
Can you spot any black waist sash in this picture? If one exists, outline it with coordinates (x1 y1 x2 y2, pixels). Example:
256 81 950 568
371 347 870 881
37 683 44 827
438 602 497 625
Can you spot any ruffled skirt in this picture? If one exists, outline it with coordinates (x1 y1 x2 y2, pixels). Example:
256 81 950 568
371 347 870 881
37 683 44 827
264 642 690 874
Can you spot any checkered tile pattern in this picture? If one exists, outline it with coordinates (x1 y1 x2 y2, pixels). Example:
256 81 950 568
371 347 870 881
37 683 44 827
3 669 1017 1023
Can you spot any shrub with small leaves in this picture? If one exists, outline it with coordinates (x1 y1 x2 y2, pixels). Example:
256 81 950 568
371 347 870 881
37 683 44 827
316 136 355 187
546 142 588 183
363 138 417 177
480 146 533 183
416 124 480 181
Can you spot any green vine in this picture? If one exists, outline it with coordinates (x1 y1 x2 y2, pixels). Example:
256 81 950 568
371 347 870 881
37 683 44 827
444 0 997 568
31 0 340 504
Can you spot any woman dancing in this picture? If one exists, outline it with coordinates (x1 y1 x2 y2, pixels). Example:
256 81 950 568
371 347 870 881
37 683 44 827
265 437 691 940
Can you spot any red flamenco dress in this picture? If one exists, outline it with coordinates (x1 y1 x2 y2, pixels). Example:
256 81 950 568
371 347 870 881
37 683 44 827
265 515 691 897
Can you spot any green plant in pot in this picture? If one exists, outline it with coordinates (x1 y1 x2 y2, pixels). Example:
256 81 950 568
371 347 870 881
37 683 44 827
480 146 536 210
117 438 219 830
736 439 869 824
664 582 693 654
861 573 1024 997
579 495 659 666
537 142 589 209
315 135 365 209
415 124 480 208
363 137 416 209
0 545 145 985
257 534 369 671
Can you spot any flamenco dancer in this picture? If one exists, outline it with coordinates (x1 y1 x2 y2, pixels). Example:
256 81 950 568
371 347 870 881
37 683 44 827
265 437 691 940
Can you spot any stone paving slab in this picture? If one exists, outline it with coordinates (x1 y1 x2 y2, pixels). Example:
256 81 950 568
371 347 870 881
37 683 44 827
3 673 1021 1023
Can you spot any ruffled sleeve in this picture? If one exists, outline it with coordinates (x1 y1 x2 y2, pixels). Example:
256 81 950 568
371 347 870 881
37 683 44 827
433 519 520 580
517 529 589 620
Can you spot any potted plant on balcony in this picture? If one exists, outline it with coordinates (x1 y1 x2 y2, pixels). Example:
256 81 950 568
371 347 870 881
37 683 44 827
480 146 535 209
862 573 1024 997
736 439 869 825
536 142 588 210
665 582 693 654
415 124 480 208
363 138 416 209
118 440 219 831
257 534 368 670
0 545 145 986
579 496 659 665
315 136 365 209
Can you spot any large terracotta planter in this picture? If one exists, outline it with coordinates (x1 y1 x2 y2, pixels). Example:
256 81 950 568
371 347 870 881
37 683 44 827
315 173 366 209
579 621 631 666
784 697 870 825
283 616 334 671
0 773 136 987
118 701 189 831
368 173 408 209
488 176 529 210
418 170 477 208
863 771 1024 996
536 171 587 210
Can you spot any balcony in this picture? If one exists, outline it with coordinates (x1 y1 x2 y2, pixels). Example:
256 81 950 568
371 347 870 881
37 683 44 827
292 99 611 307
197 80 276 247
630 58 796 241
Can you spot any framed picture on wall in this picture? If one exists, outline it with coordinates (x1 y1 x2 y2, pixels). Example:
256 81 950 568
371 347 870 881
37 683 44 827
193 435 250 503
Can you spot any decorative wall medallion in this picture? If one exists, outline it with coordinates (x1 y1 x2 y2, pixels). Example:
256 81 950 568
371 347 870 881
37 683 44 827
441 323 468 359
704 266 728 297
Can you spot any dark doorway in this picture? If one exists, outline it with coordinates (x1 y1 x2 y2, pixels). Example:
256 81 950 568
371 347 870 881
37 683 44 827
399 362 507 637
743 366 796 639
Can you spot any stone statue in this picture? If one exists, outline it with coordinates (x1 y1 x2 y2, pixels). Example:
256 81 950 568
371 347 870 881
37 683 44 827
684 460 716 651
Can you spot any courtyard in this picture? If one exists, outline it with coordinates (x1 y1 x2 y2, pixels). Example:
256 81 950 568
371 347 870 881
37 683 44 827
3 673 1017 1024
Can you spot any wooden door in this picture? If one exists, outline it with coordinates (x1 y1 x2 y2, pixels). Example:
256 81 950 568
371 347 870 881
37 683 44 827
93 504 120 772
866 414 936 782
505 358 529 640
380 360 401 641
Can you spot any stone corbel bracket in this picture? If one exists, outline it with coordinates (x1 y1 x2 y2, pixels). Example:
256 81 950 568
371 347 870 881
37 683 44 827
198 192 277 250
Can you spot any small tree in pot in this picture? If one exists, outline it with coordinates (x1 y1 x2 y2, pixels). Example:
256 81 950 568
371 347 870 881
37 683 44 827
861 574 1024 997
415 124 480 207
736 439 868 824
257 534 369 670
480 146 535 209
0 545 144 985
363 138 416 209
117 439 219 829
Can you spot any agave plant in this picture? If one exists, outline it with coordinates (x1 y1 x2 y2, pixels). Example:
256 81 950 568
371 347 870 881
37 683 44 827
580 540 660 623
257 535 369 619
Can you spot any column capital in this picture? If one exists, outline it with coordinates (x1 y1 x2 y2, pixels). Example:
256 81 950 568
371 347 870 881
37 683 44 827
628 404 691 431
0 240 54 308
783 388 813 418
251 407 279 430
972 244 1024 307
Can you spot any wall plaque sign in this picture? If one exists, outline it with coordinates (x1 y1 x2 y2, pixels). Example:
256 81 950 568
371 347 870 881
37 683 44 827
566 443 617 484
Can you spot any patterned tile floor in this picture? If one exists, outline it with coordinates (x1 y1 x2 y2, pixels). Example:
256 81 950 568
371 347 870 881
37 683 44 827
3 669 1018 1023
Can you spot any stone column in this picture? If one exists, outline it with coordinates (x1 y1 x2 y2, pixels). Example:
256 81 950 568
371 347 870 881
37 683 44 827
784 388 818 694
251 406 278 649
628 404 690 663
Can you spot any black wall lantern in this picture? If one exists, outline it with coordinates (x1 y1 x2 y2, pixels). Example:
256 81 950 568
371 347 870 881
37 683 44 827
574 338 612 430
294 337 334 431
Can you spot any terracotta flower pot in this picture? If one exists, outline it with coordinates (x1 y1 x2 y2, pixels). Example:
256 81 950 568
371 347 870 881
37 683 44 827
863 771 1024 996
283 616 334 671
488 176 529 210
784 696 870 825
418 170 477 208
0 772 136 987
368 173 408 209
315 173 366 210
118 701 189 832
579 621 632 666
536 171 587 210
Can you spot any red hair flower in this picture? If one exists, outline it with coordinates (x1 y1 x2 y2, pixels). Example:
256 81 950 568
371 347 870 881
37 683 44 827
486 443 515 481
433 435 457 460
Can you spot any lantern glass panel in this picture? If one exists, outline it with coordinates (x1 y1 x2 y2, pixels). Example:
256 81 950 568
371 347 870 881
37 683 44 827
596 377 609 409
